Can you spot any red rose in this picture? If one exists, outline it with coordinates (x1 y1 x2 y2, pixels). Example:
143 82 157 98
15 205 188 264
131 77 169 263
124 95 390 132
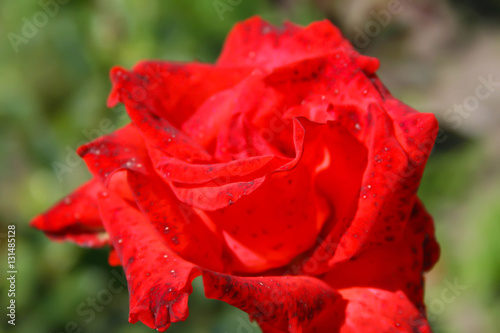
32 17 440 332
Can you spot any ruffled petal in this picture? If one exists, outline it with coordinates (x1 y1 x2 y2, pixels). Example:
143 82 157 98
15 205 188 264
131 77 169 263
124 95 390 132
30 179 108 247
79 124 228 271
126 170 226 272
164 117 302 212
98 187 342 333
259 49 438 273
77 124 151 186
151 150 286 185
203 118 365 273
108 62 251 127
97 189 199 331
295 105 437 274
324 104 438 266
322 200 440 308
202 271 342 333
307 288 431 333
218 17 377 72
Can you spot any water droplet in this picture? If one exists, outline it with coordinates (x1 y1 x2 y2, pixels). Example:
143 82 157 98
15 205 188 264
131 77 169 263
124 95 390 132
64 197 72 205
118 239 123 244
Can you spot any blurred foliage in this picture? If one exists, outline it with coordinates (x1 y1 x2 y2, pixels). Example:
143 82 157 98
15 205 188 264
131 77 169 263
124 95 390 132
0 0 499 332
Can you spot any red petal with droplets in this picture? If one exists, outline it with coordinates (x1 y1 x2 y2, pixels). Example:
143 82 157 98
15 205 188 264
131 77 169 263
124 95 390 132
126 170 226 272
204 118 364 273
98 186 343 333
77 124 151 186
307 288 432 333
202 271 342 332
108 62 251 127
97 190 199 331
30 179 108 247
323 200 439 309
218 17 377 72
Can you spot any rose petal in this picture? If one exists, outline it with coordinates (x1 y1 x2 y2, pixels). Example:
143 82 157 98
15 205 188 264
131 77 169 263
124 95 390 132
77 124 151 186
126 170 226 272
108 62 251 127
98 188 341 333
30 179 108 247
323 200 440 308
181 72 274 150
152 151 284 184
307 288 432 333
164 118 303 213
202 271 342 333
302 103 438 273
127 104 212 162
218 17 376 73
169 176 266 212
97 190 199 331
204 118 365 273
330 105 438 262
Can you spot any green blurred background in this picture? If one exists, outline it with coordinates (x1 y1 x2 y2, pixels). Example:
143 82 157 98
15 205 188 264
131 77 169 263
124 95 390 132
1 0 499 332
